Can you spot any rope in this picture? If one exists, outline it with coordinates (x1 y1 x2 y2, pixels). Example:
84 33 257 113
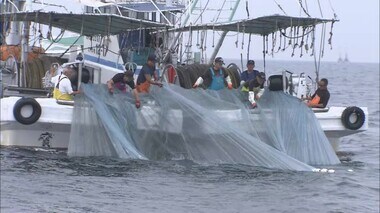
193 0 211 24
273 0 288 16
298 0 311 17
247 33 252 60
280 27 314 39
328 0 338 19
262 36 266 74
245 0 250 19
317 0 324 18
327 21 335 50
58 35 82 58
213 0 227 23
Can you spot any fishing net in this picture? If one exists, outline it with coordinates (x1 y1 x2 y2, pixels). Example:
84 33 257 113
68 83 339 171
256 91 340 165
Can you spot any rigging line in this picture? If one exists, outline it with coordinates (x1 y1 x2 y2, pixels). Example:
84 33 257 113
304 0 309 12
213 0 227 23
262 36 266 74
320 23 326 58
58 35 82 59
317 0 324 18
327 0 338 19
297 0 311 17
280 27 314 39
299 27 306 57
272 0 288 16
282 28 287 51
241 24 245 50
327 21 335 49
247 33 252 60
271 32 275 56
235 22 239 48
212 27 215 47
304 26 310 53
310 25 319 85
275 31 282 53
245 0 250 19
193 0 210 24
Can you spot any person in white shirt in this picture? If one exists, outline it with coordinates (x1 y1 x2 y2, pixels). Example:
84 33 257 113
53 66 80 101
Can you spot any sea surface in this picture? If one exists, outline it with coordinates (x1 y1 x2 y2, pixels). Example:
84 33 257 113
1 61 379 213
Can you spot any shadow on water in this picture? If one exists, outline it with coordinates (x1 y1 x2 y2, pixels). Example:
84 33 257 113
1 146 314 179
1 146 368 182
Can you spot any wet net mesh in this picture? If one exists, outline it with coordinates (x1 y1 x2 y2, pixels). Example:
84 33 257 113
68 84 339 171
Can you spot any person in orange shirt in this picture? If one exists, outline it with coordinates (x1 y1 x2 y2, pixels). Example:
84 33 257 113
135 54 163 93
306 78 330 108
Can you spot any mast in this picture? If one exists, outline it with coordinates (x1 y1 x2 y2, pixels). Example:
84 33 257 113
208 0 241 64
162 0 200 64
5 0 21 46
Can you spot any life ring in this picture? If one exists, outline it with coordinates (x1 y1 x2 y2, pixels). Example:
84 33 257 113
341 106 365 130
13 98 42 125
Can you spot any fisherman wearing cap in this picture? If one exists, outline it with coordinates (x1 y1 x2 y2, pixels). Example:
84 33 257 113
107 68 141 108
192 57 233 90
247 72 266 108
240 60 260 92
135 54 163 93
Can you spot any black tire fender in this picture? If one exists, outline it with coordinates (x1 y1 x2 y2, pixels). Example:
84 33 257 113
13 97 42 125
341 106 365 130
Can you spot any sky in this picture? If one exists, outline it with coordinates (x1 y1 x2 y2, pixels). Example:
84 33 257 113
17 0 380 64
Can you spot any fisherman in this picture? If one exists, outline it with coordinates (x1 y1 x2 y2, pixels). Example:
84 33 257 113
53 65 80 101
305 78 330 108
135 54 163 93
107 69 141 108
240 60 260 91
246 72 266 108
192 57 233 90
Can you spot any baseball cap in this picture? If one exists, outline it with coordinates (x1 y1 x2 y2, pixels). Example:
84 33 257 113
247 60 255 65
258 72 266 79
214 57 225 64
147 54 156 62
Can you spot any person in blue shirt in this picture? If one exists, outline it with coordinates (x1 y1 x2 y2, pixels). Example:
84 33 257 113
192 57 232 90
240 60 260 92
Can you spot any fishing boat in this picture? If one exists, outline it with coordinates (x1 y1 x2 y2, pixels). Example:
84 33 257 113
1 0 367 151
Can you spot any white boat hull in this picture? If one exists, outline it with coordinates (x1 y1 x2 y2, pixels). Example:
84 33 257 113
0 97 368 151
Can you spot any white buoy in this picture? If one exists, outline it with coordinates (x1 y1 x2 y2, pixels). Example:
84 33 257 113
348 169 354 172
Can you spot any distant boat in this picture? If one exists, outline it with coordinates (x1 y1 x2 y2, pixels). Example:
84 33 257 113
337 56 343 63
344 53 350 63
337 53 349 63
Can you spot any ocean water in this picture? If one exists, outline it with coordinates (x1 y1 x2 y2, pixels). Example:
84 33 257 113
1 61 379 213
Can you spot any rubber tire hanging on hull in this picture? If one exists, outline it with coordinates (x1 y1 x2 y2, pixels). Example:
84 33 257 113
341 106 365 130
13 97 42 125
